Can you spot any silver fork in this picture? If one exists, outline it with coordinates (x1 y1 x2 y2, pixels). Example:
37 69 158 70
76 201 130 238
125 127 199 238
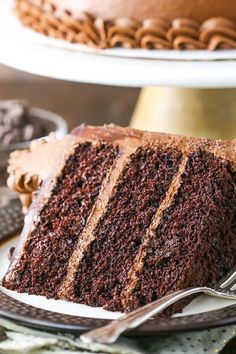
80 266 236 344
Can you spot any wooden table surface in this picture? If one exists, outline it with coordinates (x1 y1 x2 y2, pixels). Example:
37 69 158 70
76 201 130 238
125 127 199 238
0 65 139 130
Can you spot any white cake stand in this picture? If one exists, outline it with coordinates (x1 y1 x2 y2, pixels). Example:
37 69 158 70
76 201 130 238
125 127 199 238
0 0 236 139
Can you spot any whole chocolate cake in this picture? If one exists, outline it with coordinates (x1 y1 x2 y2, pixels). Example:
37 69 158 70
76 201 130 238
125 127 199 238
2 125 236 314
15 0 236 50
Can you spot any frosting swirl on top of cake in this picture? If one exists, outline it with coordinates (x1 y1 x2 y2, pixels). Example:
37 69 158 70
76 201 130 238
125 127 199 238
201 17 236 50
15 0 236 50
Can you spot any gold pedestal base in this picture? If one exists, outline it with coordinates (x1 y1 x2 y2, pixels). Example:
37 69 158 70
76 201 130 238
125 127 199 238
130 87 236 140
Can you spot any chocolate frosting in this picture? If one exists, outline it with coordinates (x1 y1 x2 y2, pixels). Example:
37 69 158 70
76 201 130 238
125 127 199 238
7 124 236 213
15 0 236 50
7 133 76 212
40 0 236 23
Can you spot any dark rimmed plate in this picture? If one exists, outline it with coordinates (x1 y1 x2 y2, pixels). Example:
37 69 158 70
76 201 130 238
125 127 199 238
0 237 236 336
0 289 236 336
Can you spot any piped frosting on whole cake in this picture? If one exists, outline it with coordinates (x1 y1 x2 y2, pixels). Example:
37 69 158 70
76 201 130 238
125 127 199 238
15 0 236 50
3 125 236 314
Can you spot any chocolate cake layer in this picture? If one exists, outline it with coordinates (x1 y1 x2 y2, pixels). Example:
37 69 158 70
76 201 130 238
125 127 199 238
128 149 236 311
2 125 236 316
3 142 118 297
72 146 182 310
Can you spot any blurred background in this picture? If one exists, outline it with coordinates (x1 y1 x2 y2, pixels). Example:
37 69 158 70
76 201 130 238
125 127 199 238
0 64 139 129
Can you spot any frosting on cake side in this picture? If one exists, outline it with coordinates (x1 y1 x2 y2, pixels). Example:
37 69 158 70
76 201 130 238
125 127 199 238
15 0 236 50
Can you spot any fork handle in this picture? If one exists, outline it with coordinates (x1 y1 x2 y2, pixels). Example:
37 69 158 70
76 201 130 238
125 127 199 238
80 286 214 344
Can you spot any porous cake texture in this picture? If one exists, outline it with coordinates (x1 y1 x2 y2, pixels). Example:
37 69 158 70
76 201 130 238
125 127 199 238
3 125 236 314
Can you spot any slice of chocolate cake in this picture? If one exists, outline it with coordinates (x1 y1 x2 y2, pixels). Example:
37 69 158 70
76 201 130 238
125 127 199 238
2 125 236 314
